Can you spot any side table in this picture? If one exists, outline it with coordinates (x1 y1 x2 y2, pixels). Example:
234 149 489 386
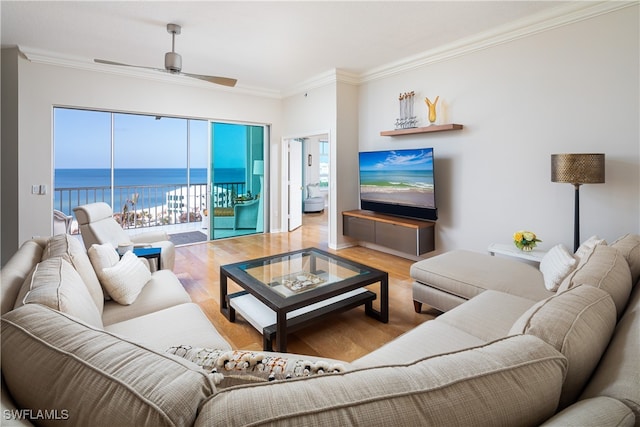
133 247 162 270
487 243 547 264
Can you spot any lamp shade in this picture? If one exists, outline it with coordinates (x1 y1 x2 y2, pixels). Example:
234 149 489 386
253 160 264 176
551 153 605 185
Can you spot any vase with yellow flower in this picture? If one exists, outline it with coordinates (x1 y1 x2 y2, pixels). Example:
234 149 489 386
513 230 541 252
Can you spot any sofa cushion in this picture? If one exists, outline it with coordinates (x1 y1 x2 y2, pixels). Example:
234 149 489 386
580 284 640 422
101 269 192 326
611 233 640 285
1 304 217 427
509 284 616 409
104 303 232 352
99 251 151 305
574 235 607 260
352 320 486 368
13 257 103 328
558 244 632 317
540 244 577 291
41 234 104 313
195 335 567 427
438 290 537 342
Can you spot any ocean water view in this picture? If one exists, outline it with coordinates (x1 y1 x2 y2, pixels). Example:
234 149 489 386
359 169 434 190
54 168 245 215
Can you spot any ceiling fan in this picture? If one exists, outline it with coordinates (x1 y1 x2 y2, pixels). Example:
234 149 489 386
95 23 237 87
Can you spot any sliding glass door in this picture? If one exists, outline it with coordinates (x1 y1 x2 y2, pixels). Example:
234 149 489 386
53 107 208 234
209 123 266 239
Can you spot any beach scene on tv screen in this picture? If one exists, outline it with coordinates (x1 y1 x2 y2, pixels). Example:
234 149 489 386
359 148 435 209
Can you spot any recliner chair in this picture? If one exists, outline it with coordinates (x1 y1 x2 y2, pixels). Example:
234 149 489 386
73 202 175 270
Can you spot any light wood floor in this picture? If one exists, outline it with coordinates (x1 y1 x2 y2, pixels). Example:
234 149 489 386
173 212 438 362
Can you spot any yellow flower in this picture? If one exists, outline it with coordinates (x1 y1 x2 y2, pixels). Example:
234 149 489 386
513 232 523 241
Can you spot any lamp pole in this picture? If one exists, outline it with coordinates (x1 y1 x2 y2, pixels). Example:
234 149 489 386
573 183 581 253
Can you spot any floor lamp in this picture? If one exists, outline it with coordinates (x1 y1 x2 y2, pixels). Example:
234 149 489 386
551 153 605 252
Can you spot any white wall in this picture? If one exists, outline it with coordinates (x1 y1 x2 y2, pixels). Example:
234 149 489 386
358 6 639 255
7 56 283 249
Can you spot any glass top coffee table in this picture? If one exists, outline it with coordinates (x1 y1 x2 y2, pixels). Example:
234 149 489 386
220 247 388 352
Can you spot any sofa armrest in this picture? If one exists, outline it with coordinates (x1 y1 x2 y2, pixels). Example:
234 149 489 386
540 397 635 427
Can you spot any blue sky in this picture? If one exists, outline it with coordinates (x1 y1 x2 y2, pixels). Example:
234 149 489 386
54 108 245 169
359 148 434 171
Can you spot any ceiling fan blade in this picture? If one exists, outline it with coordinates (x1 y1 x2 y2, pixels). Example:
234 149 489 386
182 72 237 87
94 59 162 72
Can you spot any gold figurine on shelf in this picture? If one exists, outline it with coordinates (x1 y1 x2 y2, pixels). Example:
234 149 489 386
425 96 439 125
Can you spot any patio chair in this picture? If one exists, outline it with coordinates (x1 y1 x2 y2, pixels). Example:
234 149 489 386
233 199 259 229
73 202 175 270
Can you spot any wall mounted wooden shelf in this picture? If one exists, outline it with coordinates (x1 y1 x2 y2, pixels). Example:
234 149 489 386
380 123 463 136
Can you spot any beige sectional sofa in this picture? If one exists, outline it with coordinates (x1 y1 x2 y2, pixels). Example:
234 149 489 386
1 233 639 426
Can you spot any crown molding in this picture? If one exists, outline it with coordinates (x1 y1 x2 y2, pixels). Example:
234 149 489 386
19 46 282 99
359 1 635 83
18 1 635 99
281 68 360 97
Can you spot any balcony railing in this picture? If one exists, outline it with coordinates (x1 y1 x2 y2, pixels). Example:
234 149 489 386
54 181 247 232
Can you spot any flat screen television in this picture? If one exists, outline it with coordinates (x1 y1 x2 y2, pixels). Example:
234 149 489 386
358 147 437 221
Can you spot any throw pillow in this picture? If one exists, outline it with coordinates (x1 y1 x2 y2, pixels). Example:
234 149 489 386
12 257 103 328
574 235 607 260
99 251 151 305
539 244 577 291
610 234 640 285
166 345 346 389
88 243 120 299
307 183 321 198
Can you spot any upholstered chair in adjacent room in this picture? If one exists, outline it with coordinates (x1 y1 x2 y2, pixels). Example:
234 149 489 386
73 202 175 270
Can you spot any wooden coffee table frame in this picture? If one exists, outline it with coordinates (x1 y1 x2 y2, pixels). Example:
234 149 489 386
220 248 389 352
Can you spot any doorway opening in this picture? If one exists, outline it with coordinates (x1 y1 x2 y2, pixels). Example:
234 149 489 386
284 133 329 240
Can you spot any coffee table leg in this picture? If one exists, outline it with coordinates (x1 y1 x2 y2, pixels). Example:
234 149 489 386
219 270 235 322
365 274 389 323
276 310 287 352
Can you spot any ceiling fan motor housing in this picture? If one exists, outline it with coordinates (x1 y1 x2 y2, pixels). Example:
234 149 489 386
165 52 182 73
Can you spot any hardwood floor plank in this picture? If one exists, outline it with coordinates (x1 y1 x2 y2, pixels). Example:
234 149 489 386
173 212 437 362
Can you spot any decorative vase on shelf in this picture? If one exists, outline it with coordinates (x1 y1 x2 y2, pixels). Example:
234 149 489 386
522 245 533 252
425 96 439 125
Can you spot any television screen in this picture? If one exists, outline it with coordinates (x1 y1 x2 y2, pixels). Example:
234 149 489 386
359 148 436 220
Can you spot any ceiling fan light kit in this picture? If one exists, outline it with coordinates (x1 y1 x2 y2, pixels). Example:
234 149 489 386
95 23 236 87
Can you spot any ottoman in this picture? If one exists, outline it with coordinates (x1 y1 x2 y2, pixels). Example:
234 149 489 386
410 250 553 313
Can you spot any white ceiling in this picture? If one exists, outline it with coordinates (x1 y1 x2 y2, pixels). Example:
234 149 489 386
1 1 603 94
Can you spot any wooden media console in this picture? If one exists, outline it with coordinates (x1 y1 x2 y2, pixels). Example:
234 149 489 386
342 210 435 256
